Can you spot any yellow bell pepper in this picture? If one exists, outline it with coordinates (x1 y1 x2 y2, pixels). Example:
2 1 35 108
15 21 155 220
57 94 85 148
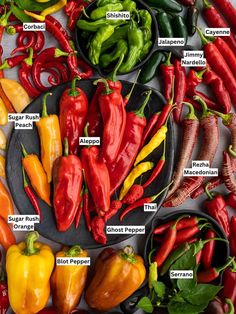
25 0 67 21
0 97 8 125
6 231 55 314
0 155 5 179
36 92 62 183
134 125 168 166
119 161 154 200
0 128 6 150
0 79 30 113
51 245 89 314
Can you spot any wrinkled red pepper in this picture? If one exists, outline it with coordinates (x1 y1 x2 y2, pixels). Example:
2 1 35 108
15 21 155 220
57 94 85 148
91 216 107 245
53 138 83 232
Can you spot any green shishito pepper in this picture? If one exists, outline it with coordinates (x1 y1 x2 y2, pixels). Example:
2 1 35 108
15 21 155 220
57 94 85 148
100 39 128 68
118 20 144 73
101 24 129 52
146 0 183 13
156 12 173 38
139 9 152 43
172 15 188 44
140 40 152 60
122 0 137 13
89 25 115 65
77 18 125 32
90 3 123 20
97 0 121 7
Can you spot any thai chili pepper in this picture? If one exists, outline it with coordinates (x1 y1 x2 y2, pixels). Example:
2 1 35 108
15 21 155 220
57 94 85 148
36 92 62 183
51 245 89 314
186 69 206 97
160 52 175 102
82 170 91 232
202 0 236 53
138 51 165 84
21 144 51 206
68 5 84 30
0 216 15 251
81 124 110 216
91 216 107 245
202 230 216 269
0 264 9 314
75 188 84 229
197 257 234 283
120 181 172 221
172 15 188 44
203 69 231 113
186 5 199 35
24 0 67 21
104 200 123 221
53 138 83 232
156 12 174 38
163 96 219 207
119 161 154 200
212 0 236 33
0 180 14 221
59 77 88 155
122 184 144 205
12 32 35 55
220 262 236 312
166 102 199 197
204 183 230 237
141 112 160 147
22 167 42 220
173 58 186 123
108 91 152 195
174 223 209 245
0 54 26 70
33 31 45 53
226 193 236 210
230 216 236 257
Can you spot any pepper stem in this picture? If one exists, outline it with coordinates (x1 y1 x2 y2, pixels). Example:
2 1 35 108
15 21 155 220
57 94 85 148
205 183 214 200
68 76 81 97
65 245 82 257
93 78 113 95
134 90 152 117
21 143 28 157
6 25 16 35
0 9 12 27
151 181 173 201
193 95 212 118
228 145 236 158
22 166 28 188
201 237 228 245
54 48 69 58
202 0 211 9
225 298 234 314
64 138 69 156
0 60 10 70
82 6 90 19
196 27 210 46
124 69 141 102
196 68 207 79
216 257 235 273
173 214 190 229
24 47 34 66
110 53 124 82
84 123 89 139
120 245 137 264
23 231 40 256
41 92 52 118
199 222 212 230
165 52 172 66
208 109 232 125
182 102 197 120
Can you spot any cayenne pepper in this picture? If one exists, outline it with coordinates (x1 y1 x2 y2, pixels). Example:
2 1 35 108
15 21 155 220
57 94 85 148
211 0 236 33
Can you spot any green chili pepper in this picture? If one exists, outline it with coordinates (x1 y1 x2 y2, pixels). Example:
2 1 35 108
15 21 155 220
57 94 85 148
90 3 123 20
172 15 188 44
97 0 121 7
139 9 152 43
146 0 183 13
118 20 144 73
139 40 152 60
149 262 158 290
89 25 115 65
122 0 137 14
11 3 32 22
100 39 128 68
77 18 125 32
186 6 199 36
138 51 165 84
156 12 174 38
101 24 129 52
160 242 190 276
15 0 59 11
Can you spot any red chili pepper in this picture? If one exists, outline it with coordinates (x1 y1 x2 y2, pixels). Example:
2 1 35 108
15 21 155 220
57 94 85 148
82 171 91 232
120 182 172 221
202 230 216 269
43 60 69 84
87 84 104 137
191 176 223 199
68 5 84 30
173 59 186 123
211 0 236 33
59 77 88 155
141 112 160 148
197 257 234 283
204 183 230 237
104 199 123 221
226 193 236 210
22 167 41 220
12 32 35 55
195 250 202 265
53 138 83 232
184 93 221 112
186 69 206 97
6 24 23 35
122 184 144 205
75 57 93 79
174 223 208 245
202 0 236 53
0 54 26 70
64 0 78 16
0 266 9 314
91 216 107 245
229 216 236 257
108 91 152 195
81 124 110 216
33 31 45 53
75 188 84 229
160 52 175 102
222 149 236 194
220 262 236 312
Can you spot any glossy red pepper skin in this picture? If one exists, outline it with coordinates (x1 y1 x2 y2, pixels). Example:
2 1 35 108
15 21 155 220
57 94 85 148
104 200 122 221
0 267 9 314
141 112 160 147
81 146 110 216
226 193 236 210
53 146 83 232
33 31 45 53
59 79 88 155
12 32 35 55
175 225 201 244
68 5 84 30
220 266 236 309
202 230 216 269
173 59 186 123
160 57 175 101
186 69 203 97
87 84 104 137
212 0 236 33
45 16 72 47
153 216 200 234
91 216 107 244
230 216 236 257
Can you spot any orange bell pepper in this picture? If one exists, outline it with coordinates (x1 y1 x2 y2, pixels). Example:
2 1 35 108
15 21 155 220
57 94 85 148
0 180 14 220
0 216 15 251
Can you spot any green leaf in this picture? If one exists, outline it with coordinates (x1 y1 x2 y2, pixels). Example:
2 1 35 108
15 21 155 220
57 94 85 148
11 4 32 23
137 297 154 313
152 281 166 299
168 299 207 314
15 0 59 12
0 0 5 5
180 284 223 306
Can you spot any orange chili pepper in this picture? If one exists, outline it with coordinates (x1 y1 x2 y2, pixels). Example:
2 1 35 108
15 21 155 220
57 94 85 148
0 216 15 251
0 180 14 220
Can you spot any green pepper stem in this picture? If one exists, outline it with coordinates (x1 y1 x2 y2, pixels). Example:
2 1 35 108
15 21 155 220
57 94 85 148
63 138 69 156
148 248 156 265
228 145 236 158
54 48 69 58
208 109 232 125
165 52 172 66
199 222 212 230
225 298 234 314
84 122 89 138
6 25 16 35
193 95 212 118
111 53 124 82
23 231 40 256
134 90 152 117
21 143 28 158
68 76 81 97
182 102 197 120
205 182 214 200
0 60 10 70
120 245 137 264
202 0 211 9
173 214 190 229
65 245 82 257
169 76 175 106
196 27 211 46
150 181 173 201
196 68 207 79
216 257 234 273
22 166 28 188
201 238 228 245
93 78 113 95
82 6 90 19
0 9 12 27
24 47 34 66
41 92 52 118
124 69 141 102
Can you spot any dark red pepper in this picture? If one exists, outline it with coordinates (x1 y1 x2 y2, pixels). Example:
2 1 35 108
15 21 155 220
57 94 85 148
0 266 9 314
173 59 186 123
226 193 236 210
160 52 175 102
229 216 236 257
212 0 236 33
87 84 104 137
68 5 84 30
220 262 236 311
202 229 216 269
53 138 83 232
91 216 107 245
104 199 123 221
186 68 206 97
174 223 208 245
75 188 84 229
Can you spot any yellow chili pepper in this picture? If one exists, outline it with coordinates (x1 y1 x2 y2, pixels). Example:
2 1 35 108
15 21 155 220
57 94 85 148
148 262 158 290
21 144 51 206
0 97 8 125
119 161 154 200
6 231 55 314
36 92 62 183
25 0 67 21
134 125 168 166
0 78 30 113
51 245 89 314
0 155 5 179
0 128 6 150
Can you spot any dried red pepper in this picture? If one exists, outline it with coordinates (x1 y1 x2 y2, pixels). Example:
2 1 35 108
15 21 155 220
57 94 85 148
104 200 123 221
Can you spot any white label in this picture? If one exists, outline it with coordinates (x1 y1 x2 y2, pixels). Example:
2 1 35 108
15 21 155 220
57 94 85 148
170 270 193 279
183 51 204 58
23 23 46 31
79 137 100 146
192 160 210 168
106 226 145 234
181 58 206 67
56 257 91 266
8 114 40 130
13 224 35 231
158 38 185 46
15 122 33 129
144 203 157 212
8 215 40 224
205 28 230 37
183 168 218 177
106 11 130 20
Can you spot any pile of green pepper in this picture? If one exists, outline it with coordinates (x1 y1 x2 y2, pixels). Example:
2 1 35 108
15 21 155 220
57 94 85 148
77 0 153 73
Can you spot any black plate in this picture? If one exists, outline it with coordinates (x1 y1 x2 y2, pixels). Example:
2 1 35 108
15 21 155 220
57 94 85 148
6 79 174 249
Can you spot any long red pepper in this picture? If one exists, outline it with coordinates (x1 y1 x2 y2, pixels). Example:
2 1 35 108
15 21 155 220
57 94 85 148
82 170 91 232
211 0 236 33
33 31 45 53
68 5 84 30
229 217 236 257
75 188 84 229
87 84 104 137
160 52 175 102
43 60 69 84
191 176 224 199
141 112 160 147
0 54 26 70
12 32 35 55
220 262 236 312
45 16 72 48
202 230 216 269
174 223 210 245
104 200 123 221
173 59 186 123
22 167 41 220
91 216 107 245
186 68 206 97
0 265 9 314
122 184 144 205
